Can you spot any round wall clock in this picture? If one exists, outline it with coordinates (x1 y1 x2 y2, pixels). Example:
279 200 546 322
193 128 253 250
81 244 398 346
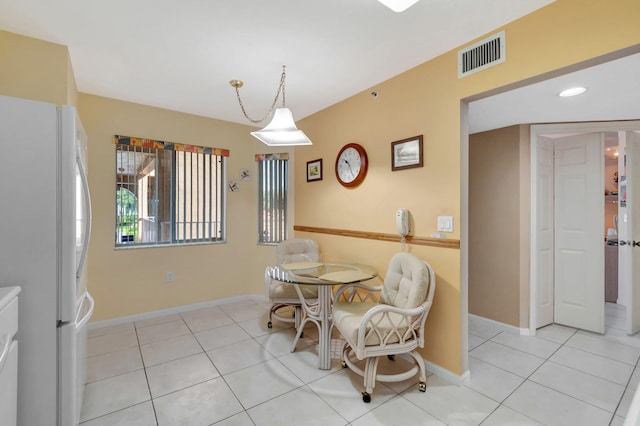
335 143 368 188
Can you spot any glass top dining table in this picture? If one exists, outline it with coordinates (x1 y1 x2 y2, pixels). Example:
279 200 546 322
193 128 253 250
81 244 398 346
266 262 378 370
268 262 377 285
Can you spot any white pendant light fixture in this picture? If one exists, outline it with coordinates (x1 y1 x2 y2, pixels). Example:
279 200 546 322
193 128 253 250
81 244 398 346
250 108 311 146
378 0 420 12
230 66 312 146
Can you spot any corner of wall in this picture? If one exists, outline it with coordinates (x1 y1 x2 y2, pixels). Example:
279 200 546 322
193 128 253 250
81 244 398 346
0 30 70 105
66 52 79 106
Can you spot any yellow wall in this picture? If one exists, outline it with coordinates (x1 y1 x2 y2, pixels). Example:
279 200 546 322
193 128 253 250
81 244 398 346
0 30 74 105
66 54 78 106
78 94 292 320
295 0 640 374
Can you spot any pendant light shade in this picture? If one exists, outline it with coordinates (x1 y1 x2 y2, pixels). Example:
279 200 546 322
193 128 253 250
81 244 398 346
250 108 312 146
378 0 420 12
230 66 312 146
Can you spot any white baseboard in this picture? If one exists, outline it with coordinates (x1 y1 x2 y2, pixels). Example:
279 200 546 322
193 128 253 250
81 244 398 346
88 294 263 330
519 327 532 336
425 359 470 385
468 313 530 336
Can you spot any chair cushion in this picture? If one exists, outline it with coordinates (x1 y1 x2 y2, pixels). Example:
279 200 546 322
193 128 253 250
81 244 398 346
269 281 318 299
380 253 428 309
333 301 414 347
277 239 320 264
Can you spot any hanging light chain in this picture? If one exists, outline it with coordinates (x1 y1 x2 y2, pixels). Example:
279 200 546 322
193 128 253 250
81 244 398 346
231 66 287 124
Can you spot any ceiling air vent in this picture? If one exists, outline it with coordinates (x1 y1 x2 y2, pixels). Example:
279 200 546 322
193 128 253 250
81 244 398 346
458 30 506 78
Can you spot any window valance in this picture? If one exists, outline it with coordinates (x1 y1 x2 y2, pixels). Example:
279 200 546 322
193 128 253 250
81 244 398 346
255 153 289 162
114 135 230 157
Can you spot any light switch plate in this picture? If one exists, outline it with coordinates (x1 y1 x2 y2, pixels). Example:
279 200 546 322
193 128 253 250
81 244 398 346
437 216 453 232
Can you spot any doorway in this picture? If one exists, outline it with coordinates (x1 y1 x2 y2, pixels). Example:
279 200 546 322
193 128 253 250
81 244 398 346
463 50 640 376
530 122 640 335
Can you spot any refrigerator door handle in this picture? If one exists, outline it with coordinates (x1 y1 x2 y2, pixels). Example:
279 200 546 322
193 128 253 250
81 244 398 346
0 333 11 373
76 151 92 280
75 292 95 329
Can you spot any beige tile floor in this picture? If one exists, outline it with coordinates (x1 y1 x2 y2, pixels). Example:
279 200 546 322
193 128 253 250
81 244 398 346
81 299 640 425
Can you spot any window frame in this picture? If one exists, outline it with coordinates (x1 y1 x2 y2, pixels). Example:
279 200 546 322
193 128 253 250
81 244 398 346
114 135 229 248
257 153 289 245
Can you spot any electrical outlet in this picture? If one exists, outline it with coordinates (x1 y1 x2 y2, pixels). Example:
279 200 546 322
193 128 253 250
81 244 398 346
166 272 174 282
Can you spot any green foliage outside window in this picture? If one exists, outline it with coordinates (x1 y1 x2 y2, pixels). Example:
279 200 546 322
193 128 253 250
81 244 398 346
116 187 138 241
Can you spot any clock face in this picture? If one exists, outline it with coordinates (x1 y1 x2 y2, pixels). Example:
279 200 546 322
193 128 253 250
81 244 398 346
335 143 368 187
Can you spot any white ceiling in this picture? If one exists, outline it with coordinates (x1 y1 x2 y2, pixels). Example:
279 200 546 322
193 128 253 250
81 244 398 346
0 0 557 128
1 0 637 134
467 52 640 134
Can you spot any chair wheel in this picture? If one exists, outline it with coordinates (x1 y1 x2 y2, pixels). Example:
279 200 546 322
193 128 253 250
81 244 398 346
300 331 304 338
267 321 272 328
387 355 395 361
341 360 347 368
419 382 426 392
362 392 371 403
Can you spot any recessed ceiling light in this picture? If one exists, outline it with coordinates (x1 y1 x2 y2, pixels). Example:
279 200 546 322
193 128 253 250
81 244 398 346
558 87 587 97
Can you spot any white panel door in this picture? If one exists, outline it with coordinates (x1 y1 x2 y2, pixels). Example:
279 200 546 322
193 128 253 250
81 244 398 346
536 136 555 328
554 133 604 333
626 131 640 334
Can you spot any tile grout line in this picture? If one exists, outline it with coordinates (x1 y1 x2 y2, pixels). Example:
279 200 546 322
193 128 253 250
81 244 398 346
83 303 335 424
473 326 622 424
467 332 541 424
134 317 161 426
240 305 377 424
611 346 640 422
209 302 319 422
501 326 624 423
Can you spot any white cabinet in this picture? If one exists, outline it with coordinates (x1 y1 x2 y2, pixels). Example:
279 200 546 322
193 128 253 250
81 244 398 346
0 286 20 426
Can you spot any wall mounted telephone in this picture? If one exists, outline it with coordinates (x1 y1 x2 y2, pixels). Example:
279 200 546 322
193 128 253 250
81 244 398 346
396 208 410 236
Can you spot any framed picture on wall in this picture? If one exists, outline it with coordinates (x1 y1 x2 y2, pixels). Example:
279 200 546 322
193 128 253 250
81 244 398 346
391 135 423 171
307 158 323 182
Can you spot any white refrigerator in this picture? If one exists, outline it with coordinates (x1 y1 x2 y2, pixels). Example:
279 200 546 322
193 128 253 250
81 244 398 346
0 95 94 426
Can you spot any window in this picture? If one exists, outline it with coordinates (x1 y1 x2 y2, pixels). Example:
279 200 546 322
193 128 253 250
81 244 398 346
257 153 289 244
115 135 228 247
